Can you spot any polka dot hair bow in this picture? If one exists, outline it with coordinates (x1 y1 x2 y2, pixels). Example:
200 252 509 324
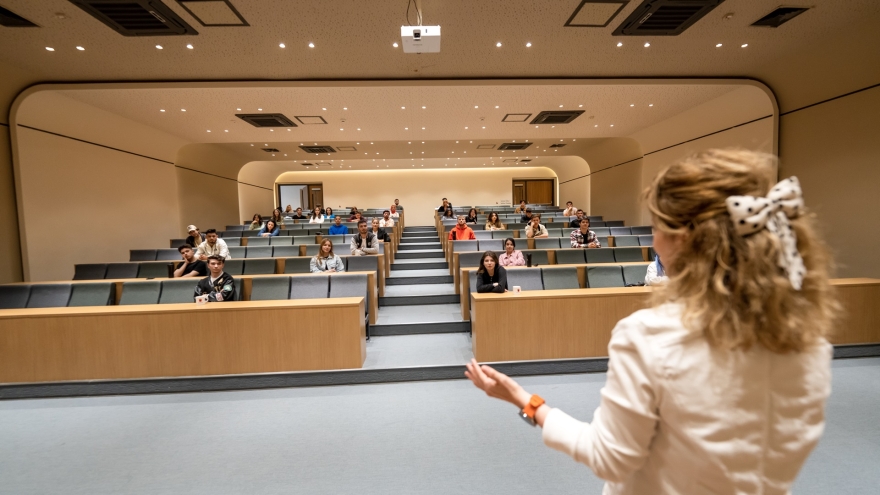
725 177 806 290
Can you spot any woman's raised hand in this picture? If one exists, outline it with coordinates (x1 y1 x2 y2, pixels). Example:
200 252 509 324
465 358 530 409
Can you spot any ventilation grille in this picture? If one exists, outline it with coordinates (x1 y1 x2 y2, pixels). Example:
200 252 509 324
336 146 357 151
550 143 567 148
262 148 279 153
503 159 518 163
301 163 314 166
520 159 532 163
70 0 198 36
530 111 585 125
612 0 724 36
236 113 297 128
502 113 532 122
300 145 336 154
0 6 39 27
751 7 810 27
476 144 496 149
498 142 533 151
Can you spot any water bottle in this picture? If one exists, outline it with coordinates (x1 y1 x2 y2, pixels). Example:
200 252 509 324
526 253 532 267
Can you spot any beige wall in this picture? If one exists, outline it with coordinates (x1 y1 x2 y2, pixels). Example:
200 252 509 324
244 165 557 226
175 143 252 233
549 155 590 215
577 138 644 226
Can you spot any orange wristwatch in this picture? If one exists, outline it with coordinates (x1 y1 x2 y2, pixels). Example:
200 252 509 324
519 394 545 426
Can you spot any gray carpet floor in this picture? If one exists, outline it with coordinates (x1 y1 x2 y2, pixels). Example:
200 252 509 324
363 333 472 369
1 358 878 494
375 304 464 324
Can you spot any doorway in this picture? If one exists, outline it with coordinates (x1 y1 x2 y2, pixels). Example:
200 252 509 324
512 179 554 205
278 183 323 211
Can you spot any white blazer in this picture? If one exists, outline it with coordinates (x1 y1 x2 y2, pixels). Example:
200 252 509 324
542 303 832 494
309 215 325 224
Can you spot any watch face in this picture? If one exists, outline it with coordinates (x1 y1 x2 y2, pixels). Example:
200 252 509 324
519 410 536 427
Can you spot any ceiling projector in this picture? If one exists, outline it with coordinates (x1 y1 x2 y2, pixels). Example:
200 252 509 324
400 25 440 53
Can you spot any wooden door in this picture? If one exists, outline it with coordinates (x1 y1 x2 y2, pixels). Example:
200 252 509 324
513 179 554 205
512 182 526 205
308 185 323 210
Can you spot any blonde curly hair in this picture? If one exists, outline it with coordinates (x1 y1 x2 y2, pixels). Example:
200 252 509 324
645 149 839 353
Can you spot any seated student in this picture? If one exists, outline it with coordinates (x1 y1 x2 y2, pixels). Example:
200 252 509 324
371 218 391 242
520 208 534 224
324 207 335 220
570 217 601 248
270 208 286 228
562 201 577 217
379 210 395 227
394 199 402 210
290 207 307 220
390 204 400 218
525 215 549 238
195 229 231 260
499 238 525 267
350 219 379 256
465 208 479 224
173 245 208 278
284 205 294 214
248 214 264 231
258 219 280 237
569 210 586 228
645 254 668 286
185 225 205 247
448 215 477 240
348 209 362 221
514 200 527 214
310 239 345 273
438 197 453 215
193 255 236 302
485 212 505 231
308 206 325 224
476 251 508 293
442 208 456 220
327 216 349 235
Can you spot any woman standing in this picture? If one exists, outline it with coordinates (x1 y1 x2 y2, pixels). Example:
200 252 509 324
309 206 325 224
475 251 508 293
465 149 838 493
310 239 345 273
498 238 524 267
484 212 505 231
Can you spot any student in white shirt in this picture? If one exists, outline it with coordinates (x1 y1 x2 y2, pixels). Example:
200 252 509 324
465 149 837 494
195 229 230 260
379 210 395 227
562 201 577 217
645 254 668 285
308 206 325 224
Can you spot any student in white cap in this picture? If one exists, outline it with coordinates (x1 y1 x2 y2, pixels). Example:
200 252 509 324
185 225 204 247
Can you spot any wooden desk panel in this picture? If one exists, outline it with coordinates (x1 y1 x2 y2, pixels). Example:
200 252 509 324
829 278 880 344
0 298 366 383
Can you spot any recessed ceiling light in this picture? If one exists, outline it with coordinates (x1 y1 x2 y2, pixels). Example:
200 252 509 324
526 42 532 47
45 47 55 51
465 126 468 129
236 108 241 111
207 130 211 132
186 44 193 49
496 42 502 47
258 108 263 111
181 109 186 112
474 105 478 109
405 127 408 130
287 128 291 131
251 144 254 146
340 128 344 131
357 128 361 131
649 104 654 107
610 124 614 127
322 107 326 111
644 42 650 48
392 42 399 48
269 129 273 132
741 43 748 48
421 127 425 130
279 43 286 48
156 45 163 49
224 130 228 132
579 104 583 108
716 43 722 48
76 46 85 51
308 42 315 48
422 106 426 109
482 126 486 129
617 42 623 47
630 104 634 107
160 109 165 112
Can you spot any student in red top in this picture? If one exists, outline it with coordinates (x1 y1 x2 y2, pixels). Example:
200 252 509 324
448 215 476 240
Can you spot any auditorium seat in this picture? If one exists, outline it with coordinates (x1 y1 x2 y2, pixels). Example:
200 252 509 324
0 285 30 309
294 235 316 245
244 259 276 275
270 236 293 245
246 246 272 258
228 247 246 258
240 230 258 237
302 245 320 256
541 266 580 290
610 227 632 236
555 249 585 264
623 265 647 286
535 238 561 249
73 263 108 280
26 284 72 308
521 250 549 266
638 235 653 246
592 227 610 237
119 281 162 305
155 249 180 261
586 266 625 288
614 247 645 262
585 248 615 263
459 252 483 268
224 238 242 247
478 239 503 252
130 249 157 262
272 246 300 258
614 235 640 247
283 257 311 273
330 273 369 310
631 226 652 235
158 279 198 304
345 255 378 273
452 240 478 252
247 237 271 247
473 231 492 239
507 268 543 291
170 238 188 248
322 234 344 245
491 230 514 239
233 279 242 301
224 259 244 276
106 263 138 279
137 262 171 279
606 221 625 227
226 225 245 231
545 228 563 237
68 282 115 307
587 216 603 222
250 277 291 301
290 274 329 299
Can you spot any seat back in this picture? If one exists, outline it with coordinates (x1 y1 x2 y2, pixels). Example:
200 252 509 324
623 265 647 286
240 230 259 237
68 282 115 306
270 236 293 245
284 257 312 274
630 226 652 235
159 279 199 304
226 224 246 231
592 227 610 237
613 235 640 247
137 262 172 279
223 259 244 275
290 274 329 299
585 248 615 263
491 230 513 239
534 238 561 249
223 237 242 247
521 250 549 266
469 270 478 294
228 246 246 258
541 266 580 290
73 263 108 280
459 251 484 268
244 258 276 275
614 247 645 262
329 273 369 314
554 249 585 264
26 284 72 308
272 245 300 258
638 235 653 246
586 265 625 288
119 281 162 305
130 249 157 262
346 255 379 273
592 221 607 227
294 235 316 245
478 239 503 252
155 248 181 261
545 228 563 237
247 237 271 246
251 276 292 301
302 244 320 256
246 246 272 258
322 234 344 245
452 240 479 252
587 216 603 222
0 285 30 309
610 227 632 236
605 220 625 227
506 268 543 291
106 263 139 279
170 238 188 248
474 230 493 239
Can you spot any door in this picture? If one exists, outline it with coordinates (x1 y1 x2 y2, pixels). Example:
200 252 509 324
512 179 554 205
512 181 526 205
308 185 323 210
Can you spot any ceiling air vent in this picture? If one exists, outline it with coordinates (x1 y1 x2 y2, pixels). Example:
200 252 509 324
476 144 496 149
262 148 279 153
612 0 725 36
550 143 567 148
530 111 585 125
751 7 810 28
236 113 297 128
498 142 533 151
301 163 314 167
503 159 518 163
300 145 336 154
69 0 199 36
336 146 357 151
520 159 532 163
0 6 39 27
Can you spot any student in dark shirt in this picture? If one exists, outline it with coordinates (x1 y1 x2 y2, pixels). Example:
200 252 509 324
438 197 453 215
185 225 205 247
290 207 307 220
476 251 508 293
173 245 208 278
520 208 534 224
465 208 478 224
194 255 236 302
569 209 586 228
